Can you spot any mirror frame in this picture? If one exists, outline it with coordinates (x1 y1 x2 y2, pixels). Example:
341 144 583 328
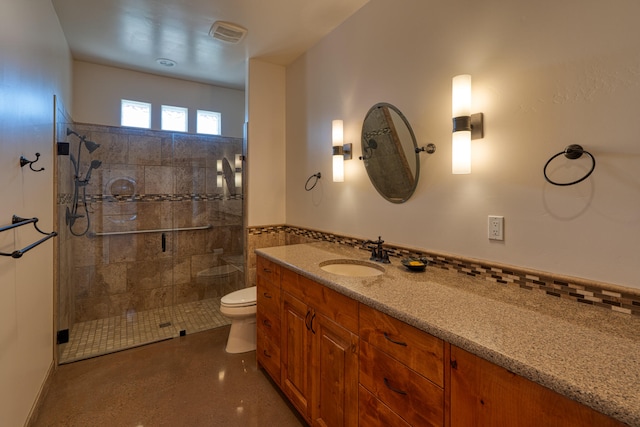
361 102 420 204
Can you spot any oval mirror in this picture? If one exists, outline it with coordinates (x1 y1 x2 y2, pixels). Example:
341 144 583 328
361 103 419 203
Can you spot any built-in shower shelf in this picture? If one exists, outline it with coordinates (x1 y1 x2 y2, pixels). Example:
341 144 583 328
196 264 240 279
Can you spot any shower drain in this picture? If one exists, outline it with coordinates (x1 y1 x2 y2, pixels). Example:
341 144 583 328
159 322 172 328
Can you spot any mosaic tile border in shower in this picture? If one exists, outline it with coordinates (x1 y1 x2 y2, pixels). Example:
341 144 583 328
57 193 242 205
249 225 640 317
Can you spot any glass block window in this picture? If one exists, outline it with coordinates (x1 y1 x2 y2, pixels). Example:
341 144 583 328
197 110 221 135
121 99 151 128
161 105 188 132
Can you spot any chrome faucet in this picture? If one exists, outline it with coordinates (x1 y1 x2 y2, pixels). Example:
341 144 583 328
364 236 390 264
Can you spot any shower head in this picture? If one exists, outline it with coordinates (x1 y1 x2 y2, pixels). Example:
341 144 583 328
83 139 100 153
83 160 102 183
67 128 100 153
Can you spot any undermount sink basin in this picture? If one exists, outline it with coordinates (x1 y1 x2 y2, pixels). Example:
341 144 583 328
319 259 385 277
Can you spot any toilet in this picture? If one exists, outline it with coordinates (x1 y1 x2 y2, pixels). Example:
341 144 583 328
220 286 257 353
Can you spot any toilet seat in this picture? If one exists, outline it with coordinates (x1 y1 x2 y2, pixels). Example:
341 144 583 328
221 286 256 308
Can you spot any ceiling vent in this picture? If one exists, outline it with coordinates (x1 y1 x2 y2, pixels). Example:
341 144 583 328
209 21 247 44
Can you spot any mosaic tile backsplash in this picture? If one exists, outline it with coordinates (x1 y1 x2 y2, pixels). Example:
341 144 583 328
248 225 640 317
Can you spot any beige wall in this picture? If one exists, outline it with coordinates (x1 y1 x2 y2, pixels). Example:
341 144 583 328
247 59 287 227
284 0 640 289
0 0 72 425
73 61 246 138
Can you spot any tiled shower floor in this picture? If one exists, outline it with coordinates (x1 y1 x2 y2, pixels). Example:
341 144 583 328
59 297 231 363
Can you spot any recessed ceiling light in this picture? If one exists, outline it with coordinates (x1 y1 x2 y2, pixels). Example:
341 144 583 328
156 58 177 67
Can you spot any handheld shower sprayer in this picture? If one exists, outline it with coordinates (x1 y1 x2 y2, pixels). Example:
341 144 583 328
80 160 102 185
66 128 102 236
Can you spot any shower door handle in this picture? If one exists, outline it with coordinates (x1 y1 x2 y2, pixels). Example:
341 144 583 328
162 233 166 252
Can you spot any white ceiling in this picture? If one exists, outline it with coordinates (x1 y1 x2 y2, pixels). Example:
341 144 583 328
52 0 370 90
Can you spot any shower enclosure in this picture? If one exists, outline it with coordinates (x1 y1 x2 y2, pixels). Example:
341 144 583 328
56 122 244 363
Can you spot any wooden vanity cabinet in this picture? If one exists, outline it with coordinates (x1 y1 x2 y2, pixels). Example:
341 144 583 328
358 303 447 427
450 345 626 427
257 255 626 427
256 257 282 384
280 268 359 426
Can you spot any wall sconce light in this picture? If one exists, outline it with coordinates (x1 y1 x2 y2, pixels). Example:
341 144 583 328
332 119 352 182
452 74 484 174
234 154 242 188
216 159 223 187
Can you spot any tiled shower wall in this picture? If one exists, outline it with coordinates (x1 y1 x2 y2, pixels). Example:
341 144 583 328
58 124 244 324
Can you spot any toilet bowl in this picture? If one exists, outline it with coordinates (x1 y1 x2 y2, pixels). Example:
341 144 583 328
220 286 257 353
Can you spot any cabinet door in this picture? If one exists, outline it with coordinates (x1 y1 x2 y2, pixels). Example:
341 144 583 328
310 312 359 427
450 346 625 427
281 292 312 421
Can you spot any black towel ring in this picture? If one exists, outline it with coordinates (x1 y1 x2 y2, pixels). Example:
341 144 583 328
543 144 596 186
305 172 321 191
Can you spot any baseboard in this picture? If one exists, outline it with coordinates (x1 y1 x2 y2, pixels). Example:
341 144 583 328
23 360 55 427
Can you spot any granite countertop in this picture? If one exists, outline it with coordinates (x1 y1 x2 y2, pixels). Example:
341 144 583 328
256 242 640 426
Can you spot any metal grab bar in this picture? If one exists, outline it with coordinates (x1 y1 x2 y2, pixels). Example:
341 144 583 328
0 215 58 259
90 224 212 237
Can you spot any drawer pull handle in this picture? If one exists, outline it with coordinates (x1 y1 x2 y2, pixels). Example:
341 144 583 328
263 319 272 328
384 332 407 347
384 377 407 395
310 313 316 334
305 310 312 330
263 268 272 273
263 292 272 299
263 349 271 358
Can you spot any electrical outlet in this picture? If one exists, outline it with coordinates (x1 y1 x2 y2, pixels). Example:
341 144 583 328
488 215 504 241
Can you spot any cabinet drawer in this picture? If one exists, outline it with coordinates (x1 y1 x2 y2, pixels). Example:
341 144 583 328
359 385 411 427
257 306 281 341
281 269 358 333
360 341 444 427
257 256 281 284
359 303 444 387
257 275 281 315
257 329 281 383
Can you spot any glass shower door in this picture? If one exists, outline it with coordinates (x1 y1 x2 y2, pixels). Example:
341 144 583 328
55 122 245 363
56 124 177 363
168 133 244 336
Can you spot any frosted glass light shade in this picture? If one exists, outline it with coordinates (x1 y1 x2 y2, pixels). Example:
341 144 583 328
333 155 344 182
452 130 471 174
452 74 472 174
452 74 471 117
332 120 344 146
332 120 344 182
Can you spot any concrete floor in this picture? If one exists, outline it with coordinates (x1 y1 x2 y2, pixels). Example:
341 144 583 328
29 326 306 426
